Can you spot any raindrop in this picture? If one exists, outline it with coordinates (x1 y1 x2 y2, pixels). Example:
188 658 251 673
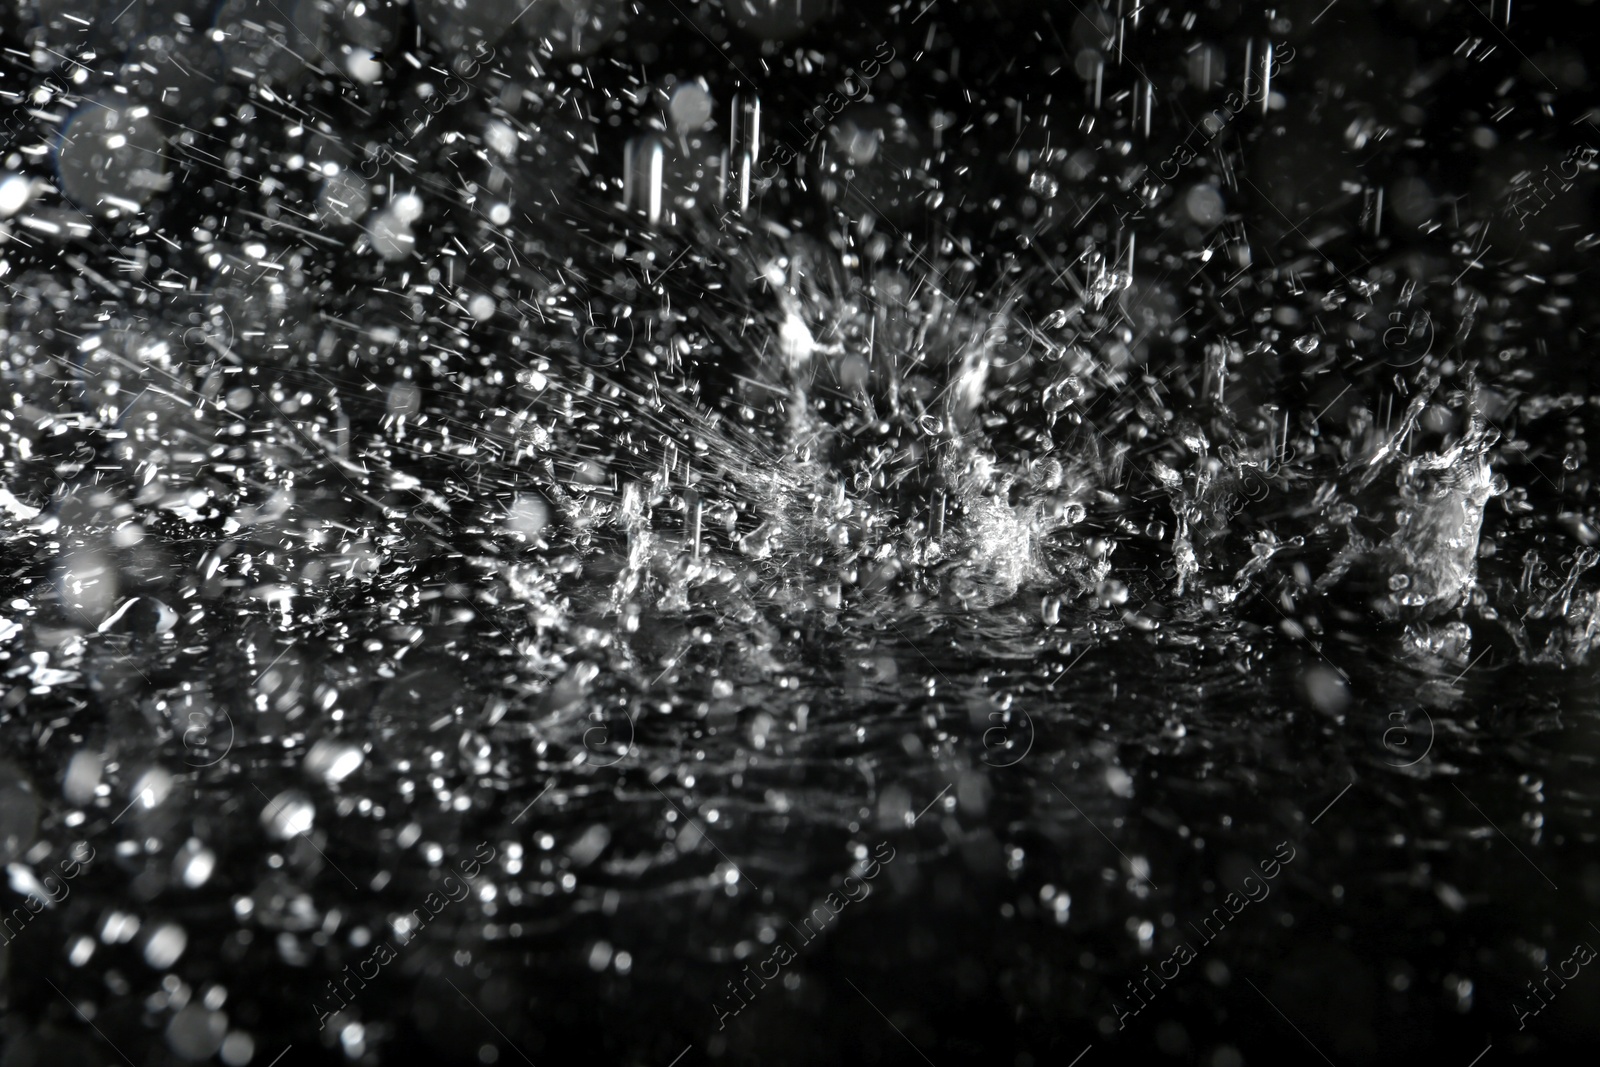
504 496 550 540
175 839 217 889
1184 184 1225 226
1301 667 1350 716
62 750 104 807
304 740 365 784
53 548 120 626
261 790 315 840
166 1003 228 1062
55 97 169 215
1096 580 1129 607
318 170 370 226
669 82 713 132
132 768 174 811
0 173 34 216
144 922 188 969
220 1033 256 1067
569 824 611 868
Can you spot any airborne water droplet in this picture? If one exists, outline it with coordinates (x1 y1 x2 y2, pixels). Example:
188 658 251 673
166 1002 227 1061
176 839 217 888
144 922 188 968
304 740 365 784
261 791 315 839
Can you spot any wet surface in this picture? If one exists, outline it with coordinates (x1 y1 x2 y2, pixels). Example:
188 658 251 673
3 1 1600 1065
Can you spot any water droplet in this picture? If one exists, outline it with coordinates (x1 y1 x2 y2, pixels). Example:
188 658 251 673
220 1032 256 1067
1097 580 1129 607
779 312 815 365
175 839 217 889
1301 665 1350 715
368 208 415 260
55 97 169 216
304 740 364 784
1028 170 1060 198
62 750 104 807
144 922 188 968
317 170 369 226
1043 383 1076 415
504 495 550 540
166 1003 227 1061
0 172 34 217
669 82 713 132
1183 183 1225 226
569 824 611 868
261 790 315 839
102 911 140 944
1105 766 1135 798
132 768 174 811
1088 270 1130 308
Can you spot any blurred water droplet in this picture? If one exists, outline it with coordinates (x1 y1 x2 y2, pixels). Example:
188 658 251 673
53 547 119 625
62 750 103 807
144 922 188 968
261 790 315 839
459 730 493 775
175 839 217 889
318 170 370 226
304 740 364 784
1301 666 1350 716
1184 184 1225 226
504 495 550 540
55 97 169 216
102 910 140 943
132 768 174 812
220 1032 256 1067
166 1003 228 1062
368 208 415 260
0 172 34 216
569 824 611 868
669 82 713 132
1096 580 1129 608
1105 766 1135 798
877 784 914 829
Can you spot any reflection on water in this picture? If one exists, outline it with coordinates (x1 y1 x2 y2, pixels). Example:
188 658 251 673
6 546 1599 1064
